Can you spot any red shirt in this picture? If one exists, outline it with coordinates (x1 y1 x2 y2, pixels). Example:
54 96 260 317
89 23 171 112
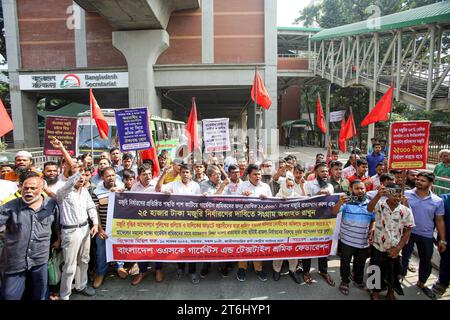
348 174 374 191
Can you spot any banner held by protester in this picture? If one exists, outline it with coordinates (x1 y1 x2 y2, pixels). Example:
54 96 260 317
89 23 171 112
388 120 431 170
106 193 341 262
43 116 78 156
114 107 152 152
202 118 231 153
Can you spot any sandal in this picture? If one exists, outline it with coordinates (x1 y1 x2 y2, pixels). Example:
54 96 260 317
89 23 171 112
319 272 336 287
408 266 417 273
303 272 313 284
432 282 447 297
339 281 349 295
418 285 436 300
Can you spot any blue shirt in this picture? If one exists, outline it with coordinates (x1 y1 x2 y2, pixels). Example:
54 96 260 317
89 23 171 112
366 152 385 177
339 199 375 249
0 196 60 274
405 189 445 238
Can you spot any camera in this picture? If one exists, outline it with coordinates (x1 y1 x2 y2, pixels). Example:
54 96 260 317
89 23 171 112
386 187 402 197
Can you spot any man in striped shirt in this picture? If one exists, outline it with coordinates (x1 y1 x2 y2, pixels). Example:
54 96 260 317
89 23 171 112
332 179 374 296
91 166 125 289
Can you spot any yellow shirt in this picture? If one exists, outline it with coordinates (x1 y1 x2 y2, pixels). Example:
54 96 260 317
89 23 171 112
162 172 181 184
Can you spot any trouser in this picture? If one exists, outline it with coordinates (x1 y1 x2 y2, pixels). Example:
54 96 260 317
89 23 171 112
177 263 197 274
401 233 434 284
137 262 163 274
272 259 298 273
95 235 123 276
370 246 403 294
438 238 450 287
302 257 328 274
238 261 263 272
340 242 369 284
201 262 235 272
59 225 91 300
1 264 48 300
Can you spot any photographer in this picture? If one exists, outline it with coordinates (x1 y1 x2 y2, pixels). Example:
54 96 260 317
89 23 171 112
367 184 414 300
332 180 374 296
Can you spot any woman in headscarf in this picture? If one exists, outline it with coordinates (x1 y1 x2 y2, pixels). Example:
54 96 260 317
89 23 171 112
272 172 303 284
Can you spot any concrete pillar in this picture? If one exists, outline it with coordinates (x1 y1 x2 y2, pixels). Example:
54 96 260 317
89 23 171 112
263 0 278 158
73 1 87 68
10 73 39 148
113 30 169 116
3 0 39 147
201 0 214 63
247 105 256 159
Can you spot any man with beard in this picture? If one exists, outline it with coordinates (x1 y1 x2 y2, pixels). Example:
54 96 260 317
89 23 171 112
42 161 66 198
303 162 335 286
109 147 123 173
0 171 60 300
332 180 374 296
92 167 125 289
4 151 40 183
401 172 447 299
405 170 419 190
328 161 350 194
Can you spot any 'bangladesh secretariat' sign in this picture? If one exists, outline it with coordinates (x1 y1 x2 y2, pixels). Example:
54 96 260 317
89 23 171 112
19 72 128 90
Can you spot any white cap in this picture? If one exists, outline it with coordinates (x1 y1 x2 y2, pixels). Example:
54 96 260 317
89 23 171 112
15 150 33 159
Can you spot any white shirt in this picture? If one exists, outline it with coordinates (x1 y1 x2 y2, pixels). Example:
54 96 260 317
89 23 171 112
130 179 158 193
305 179 334 196
162 180 201 195
46 179 67 194
56 172 98 227
0 180 18 203
224 180 242 195
236 180 273 197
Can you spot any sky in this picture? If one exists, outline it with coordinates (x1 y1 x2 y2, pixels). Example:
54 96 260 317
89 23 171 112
277 0 314 27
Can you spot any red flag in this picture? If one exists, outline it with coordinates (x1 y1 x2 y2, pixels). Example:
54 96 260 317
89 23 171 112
90 88 109 139
338 117 347 153
140 125 160 177
316 93 327 134
186 97 199 153
0 98 14 138
251 71 272 110
338 114 357 153
361 86 393 127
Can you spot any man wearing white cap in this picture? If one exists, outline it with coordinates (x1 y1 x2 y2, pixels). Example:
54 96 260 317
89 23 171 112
4 151 40 183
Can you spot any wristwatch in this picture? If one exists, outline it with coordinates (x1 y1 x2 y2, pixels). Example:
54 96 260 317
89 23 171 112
439 240 447 245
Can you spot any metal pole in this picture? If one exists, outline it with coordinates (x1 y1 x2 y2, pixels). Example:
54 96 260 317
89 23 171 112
325 82 331 149
90 88 94 158
396 30 402 100
426 25 436 111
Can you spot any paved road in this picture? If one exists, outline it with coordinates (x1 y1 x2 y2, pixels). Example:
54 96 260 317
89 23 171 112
72 255 448 300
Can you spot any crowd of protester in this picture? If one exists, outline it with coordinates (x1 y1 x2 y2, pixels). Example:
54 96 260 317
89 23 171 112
0 138 449 301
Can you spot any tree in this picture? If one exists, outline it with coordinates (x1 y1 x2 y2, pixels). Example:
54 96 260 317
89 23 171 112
0 0 6 62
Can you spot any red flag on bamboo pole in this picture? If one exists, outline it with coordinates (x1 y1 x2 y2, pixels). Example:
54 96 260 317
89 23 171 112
251 71 272 110
89 88 109 139
361 86 393 127
185 97 199 153
316 93 327 134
